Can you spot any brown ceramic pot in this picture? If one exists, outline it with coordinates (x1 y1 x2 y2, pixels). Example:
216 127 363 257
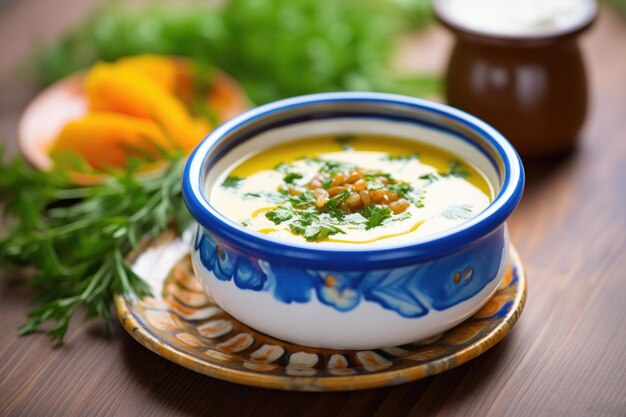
435 1 596 159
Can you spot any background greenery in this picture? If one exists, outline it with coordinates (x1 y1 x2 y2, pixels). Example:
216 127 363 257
35 0 438 104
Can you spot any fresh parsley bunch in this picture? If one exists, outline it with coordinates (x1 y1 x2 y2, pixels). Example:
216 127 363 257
35 0 439 104
0 150 191 346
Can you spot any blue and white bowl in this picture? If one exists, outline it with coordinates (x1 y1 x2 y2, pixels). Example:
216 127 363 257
182 92 524 350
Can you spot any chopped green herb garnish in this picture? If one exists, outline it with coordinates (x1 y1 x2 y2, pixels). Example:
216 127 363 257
222 176 244 188
297 156 321 164
304 224 344 241
325 190 350 210
274 163 290 173
364 172 394 190
288 190 316 208
385 181 425 205
335 134 356 143
441 161 469 179
261 157 437 240
391 211 412 222
360 205 392 230
441 204 473 220
320 160 353 175
335 134 355 150
266 206 294 224
296 215 345 241
266 206 345 241
419 172 439 183
384 152 419 161
283 172 303 184
419 161 469 184
364 172 393 181
240 219 251 227
243 191 287 203
387 182 414 198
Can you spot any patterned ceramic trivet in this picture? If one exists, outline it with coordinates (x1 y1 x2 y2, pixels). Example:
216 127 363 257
115 232 526 391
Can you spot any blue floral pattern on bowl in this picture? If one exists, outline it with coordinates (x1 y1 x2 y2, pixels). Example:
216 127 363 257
193 224 506 318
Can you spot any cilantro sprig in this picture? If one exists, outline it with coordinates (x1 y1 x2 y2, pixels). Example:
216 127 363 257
319 160 355 176
442 161 470 179
222 176 244 188
335 135 355 150
441 204 473 220
283 172 303 184
360 205 392 230
384 152 419 161
289 210 346 241
420 161 470 183
266 205 345 241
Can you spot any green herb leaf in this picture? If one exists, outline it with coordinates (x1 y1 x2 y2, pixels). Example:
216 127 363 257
266 206 294 224
335 134 355 150
266 206 345 241
319 160 354 176
0 149 191 346
387 182 413 198
274 163 290 173
419 172 439 183
441 204 473 220
441 161 469 179
384 152 419 161
297 156 321 164
302 221 345 241
243 191 287 203
324 189 350 210
420 161 469 184
288 190 315 208
283 172 303 184
290 210 345 241
222 176 244 188
364 172 393 181
360 205 392 230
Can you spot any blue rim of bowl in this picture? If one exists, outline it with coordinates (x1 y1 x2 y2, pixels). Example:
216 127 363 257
182 92 524 270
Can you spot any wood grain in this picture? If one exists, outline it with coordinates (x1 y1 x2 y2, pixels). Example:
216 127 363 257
0 2 625 417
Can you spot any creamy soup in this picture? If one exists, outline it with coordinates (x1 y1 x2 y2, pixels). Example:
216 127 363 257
210 134 493 246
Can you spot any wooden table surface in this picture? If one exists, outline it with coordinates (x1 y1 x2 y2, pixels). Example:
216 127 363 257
1 2 625 417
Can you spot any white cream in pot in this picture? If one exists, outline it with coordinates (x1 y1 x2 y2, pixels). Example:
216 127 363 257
436 0 597 37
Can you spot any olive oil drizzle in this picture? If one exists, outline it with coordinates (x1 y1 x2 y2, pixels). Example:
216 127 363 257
255 219 427 244
326 219 426 244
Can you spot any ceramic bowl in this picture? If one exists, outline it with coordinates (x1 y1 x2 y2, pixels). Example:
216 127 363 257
182 92 524 350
